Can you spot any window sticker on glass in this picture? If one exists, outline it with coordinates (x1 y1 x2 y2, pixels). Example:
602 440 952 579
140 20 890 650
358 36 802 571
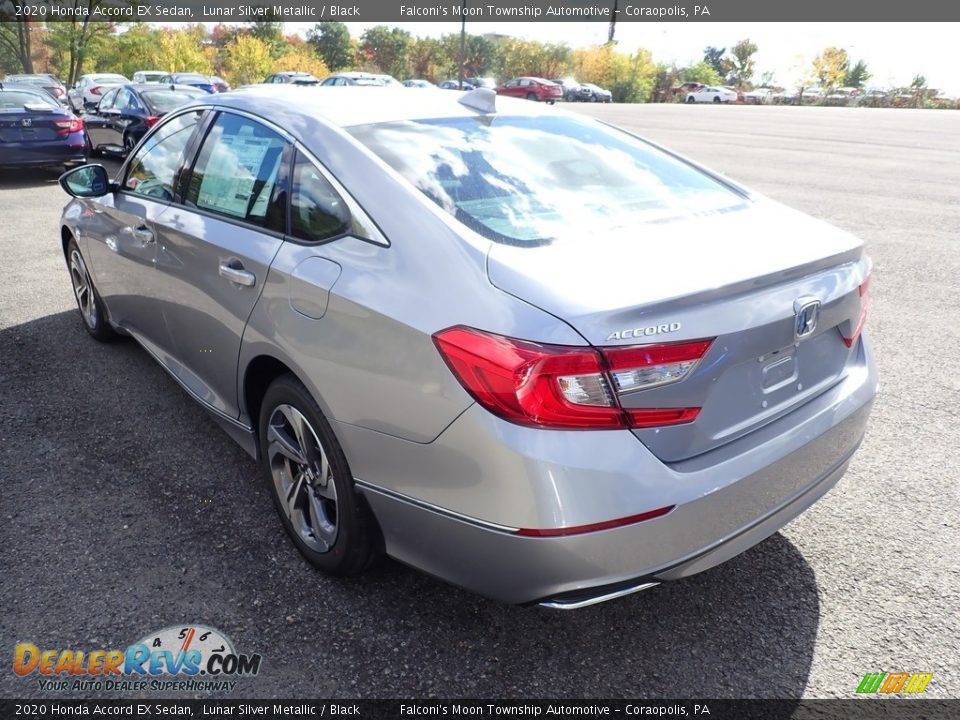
196 133 283 219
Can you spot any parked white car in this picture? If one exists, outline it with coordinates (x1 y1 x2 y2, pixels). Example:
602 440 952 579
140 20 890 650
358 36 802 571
67 73 129 111
686 86 738 104
743 88 774 104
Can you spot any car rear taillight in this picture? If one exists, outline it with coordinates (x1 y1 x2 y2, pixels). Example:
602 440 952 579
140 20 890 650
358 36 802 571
842 262 873 348
143 116 160 128
90 86 103 96
54 117 84 136
433 326 713 430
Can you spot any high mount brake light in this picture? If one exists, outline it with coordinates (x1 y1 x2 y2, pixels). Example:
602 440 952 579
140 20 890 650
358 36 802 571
433 326 712 430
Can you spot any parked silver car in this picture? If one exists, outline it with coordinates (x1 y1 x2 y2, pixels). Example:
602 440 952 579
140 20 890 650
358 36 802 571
58 87 877 608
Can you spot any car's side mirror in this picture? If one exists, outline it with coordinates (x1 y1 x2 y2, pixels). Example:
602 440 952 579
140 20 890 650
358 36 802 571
59 165 113 198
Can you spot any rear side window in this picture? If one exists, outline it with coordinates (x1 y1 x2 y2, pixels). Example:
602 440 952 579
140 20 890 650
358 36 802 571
185 112 287 231
289 151 350 242
124 110 203 201
0 90 57 110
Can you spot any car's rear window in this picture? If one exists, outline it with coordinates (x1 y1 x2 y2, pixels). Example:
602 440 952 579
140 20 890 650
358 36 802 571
0 90 58 110
143 89 204 113
350 114 747 245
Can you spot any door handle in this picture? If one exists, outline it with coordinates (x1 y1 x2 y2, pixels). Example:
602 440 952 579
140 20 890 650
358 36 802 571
219 261 256 287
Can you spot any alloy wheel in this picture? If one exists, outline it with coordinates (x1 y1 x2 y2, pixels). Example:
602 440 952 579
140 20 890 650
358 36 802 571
68 249 98 330
267 404 339 552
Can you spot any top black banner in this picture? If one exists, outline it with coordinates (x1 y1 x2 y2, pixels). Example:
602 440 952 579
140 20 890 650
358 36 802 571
1 0 958 23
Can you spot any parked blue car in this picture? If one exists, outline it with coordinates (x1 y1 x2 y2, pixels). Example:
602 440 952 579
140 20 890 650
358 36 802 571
0 83 87 170
157 73 219 94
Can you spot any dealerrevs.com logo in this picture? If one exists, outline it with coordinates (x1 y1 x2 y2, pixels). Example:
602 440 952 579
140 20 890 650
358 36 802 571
14 625 262 693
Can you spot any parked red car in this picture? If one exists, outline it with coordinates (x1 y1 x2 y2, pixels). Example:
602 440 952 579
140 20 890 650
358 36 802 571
496 77 562 104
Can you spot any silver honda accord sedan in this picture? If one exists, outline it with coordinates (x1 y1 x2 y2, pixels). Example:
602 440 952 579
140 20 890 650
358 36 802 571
58 86 877 608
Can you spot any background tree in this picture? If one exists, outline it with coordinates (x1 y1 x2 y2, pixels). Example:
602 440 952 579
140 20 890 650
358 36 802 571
409 36 444 81
812 47 849 90
725 38 758 87
223 34 272 86
45 7 116 84
681 60 721 86
157 26 212 75
95 24 163 78
307 22 353 72
270 44 329 78
651 63 681 102
844 59 871 88
358 25 412 78
0 13 36 73
247 18 285 59
703 46 725 76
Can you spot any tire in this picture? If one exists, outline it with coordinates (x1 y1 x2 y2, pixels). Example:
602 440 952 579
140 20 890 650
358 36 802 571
589 94 597 103
66 237 117 342
526 92 537 101
713 96 721 104
687 95 696 103
546 100 555 105
258 374 377 576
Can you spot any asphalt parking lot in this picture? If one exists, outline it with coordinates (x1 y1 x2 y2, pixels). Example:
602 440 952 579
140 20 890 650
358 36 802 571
1 105 958 700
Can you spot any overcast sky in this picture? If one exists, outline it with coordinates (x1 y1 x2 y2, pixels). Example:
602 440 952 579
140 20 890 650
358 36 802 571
284 21 957 94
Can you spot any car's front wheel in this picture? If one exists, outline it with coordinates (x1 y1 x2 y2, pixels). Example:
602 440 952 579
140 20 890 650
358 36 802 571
713 96 722 103
259 375 377 576
66 238 116 342
687 95 696 103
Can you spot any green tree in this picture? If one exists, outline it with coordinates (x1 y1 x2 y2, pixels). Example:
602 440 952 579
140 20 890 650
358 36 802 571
358 25 412 78
224 34 272 86
0 13 35 73
703 46 725 75
681 61 721 86
726 38 758 87
45 7 116 85
247 18 285 58
409 37 444 81
844 60 871 88
157 26 213 75
95 24 163 78
307 22 353 72
812 47 849 90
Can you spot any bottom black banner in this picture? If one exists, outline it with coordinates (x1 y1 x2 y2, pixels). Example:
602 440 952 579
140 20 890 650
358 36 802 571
1 699 957 720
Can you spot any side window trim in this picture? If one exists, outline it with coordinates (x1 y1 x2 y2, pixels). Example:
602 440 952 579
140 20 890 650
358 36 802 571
290 142 389 248
117 107 208 206
178 109 292 236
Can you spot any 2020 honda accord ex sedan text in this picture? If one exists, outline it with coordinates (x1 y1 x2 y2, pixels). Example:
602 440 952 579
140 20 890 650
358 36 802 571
58 87 877 609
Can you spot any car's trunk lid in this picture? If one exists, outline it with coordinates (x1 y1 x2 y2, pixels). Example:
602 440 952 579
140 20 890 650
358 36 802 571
487 199 870 462
0 106 63 143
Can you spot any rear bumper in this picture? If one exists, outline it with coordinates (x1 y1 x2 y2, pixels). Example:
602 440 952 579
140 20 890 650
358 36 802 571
346 336 877 606
0 140 86 168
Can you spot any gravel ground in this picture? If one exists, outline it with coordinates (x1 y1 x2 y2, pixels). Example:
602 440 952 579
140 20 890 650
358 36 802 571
0 105 957 700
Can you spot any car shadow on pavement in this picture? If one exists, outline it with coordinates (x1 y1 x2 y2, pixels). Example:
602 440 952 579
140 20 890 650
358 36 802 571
0 310 819 703
0 167 65 189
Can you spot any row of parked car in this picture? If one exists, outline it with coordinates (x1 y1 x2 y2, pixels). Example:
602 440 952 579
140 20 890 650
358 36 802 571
260 71 614 104
0 68 614 172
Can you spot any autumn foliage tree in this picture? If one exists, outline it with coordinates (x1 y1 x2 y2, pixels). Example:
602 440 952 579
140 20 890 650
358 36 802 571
812 47 850 90
224 35 272 86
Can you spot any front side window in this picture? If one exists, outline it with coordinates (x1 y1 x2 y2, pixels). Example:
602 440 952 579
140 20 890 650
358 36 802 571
351 114 747 245
185 112 287 230
98 88 119 111
289 151 350 242
124 110 203 201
